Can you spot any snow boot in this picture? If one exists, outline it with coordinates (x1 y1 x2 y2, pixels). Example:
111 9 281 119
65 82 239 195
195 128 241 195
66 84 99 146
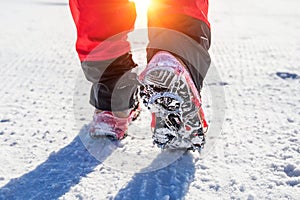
139 51 208 152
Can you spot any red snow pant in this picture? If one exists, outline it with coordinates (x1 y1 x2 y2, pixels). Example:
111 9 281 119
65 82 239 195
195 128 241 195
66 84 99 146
70 0 211 111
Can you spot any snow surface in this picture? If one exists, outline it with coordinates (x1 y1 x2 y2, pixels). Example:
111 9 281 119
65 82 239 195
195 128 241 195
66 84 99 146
0 0 300 199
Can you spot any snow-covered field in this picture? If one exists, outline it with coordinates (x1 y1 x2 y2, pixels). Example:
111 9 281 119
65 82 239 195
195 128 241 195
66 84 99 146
0 0 300 199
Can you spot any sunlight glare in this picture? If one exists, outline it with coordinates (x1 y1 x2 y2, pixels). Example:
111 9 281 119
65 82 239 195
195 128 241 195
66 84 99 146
132 0 151 12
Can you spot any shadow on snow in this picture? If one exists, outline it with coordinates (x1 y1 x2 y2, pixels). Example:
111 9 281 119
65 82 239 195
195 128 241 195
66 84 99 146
0 125 196 200
0 126 106 200
115 152 195 200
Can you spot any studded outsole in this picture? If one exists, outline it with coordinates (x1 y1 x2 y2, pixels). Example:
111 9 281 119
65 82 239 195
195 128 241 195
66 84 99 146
139 52 206 152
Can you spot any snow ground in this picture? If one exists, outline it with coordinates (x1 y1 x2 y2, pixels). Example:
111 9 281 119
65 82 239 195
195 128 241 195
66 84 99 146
0 0 300 199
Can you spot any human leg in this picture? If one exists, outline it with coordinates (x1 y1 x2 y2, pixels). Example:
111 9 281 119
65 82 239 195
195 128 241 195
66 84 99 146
70 0 140 139
140 0 211 151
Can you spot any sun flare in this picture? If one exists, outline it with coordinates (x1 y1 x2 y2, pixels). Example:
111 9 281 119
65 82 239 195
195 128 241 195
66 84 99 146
132 0 151 12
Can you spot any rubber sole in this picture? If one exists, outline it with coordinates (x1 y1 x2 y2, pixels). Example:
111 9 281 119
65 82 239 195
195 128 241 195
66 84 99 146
139 51 205 152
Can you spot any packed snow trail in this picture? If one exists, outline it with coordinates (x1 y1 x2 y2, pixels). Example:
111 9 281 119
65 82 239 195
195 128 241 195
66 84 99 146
0 0 300 199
